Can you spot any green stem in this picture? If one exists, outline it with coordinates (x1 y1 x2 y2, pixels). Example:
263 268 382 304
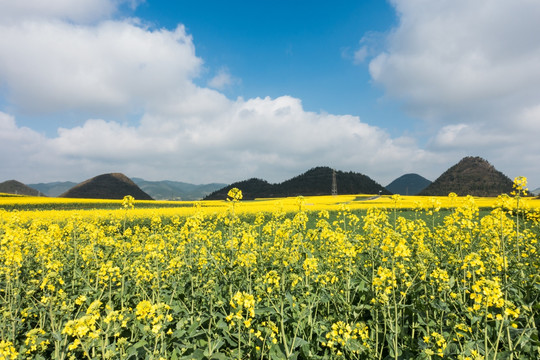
279 299 290 357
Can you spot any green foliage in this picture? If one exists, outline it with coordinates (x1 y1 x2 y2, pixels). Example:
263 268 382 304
205 167 390 200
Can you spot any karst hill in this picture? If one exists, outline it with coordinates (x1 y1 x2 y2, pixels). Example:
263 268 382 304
419 156 514 196
60 173 153 200
0 180 42 196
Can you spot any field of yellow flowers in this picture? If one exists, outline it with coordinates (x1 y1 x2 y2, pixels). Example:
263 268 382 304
1 179 539 359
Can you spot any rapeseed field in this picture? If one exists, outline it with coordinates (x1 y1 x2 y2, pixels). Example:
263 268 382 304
1 180 539 359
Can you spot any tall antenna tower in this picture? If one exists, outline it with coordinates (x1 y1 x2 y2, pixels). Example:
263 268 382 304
331 169 338 196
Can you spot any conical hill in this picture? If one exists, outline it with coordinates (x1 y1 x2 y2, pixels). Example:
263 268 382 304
0 180 42 196
419 156 513 196
61 173 153 200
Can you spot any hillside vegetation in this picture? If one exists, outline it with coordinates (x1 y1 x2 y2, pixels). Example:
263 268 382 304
205 166 391 200
60 173 153 200
419 156 515 196
0 180 42 196
385 173 431 195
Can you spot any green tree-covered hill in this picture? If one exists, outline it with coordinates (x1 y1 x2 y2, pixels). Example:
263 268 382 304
204 167 390 200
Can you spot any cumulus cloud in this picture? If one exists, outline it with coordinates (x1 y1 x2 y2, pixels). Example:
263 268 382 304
3 0 537 188
207 67 239 90
352 31 385 64
0 111 49 179
0 20 201 115
1 93 432 184
0 0 131 24
370 0 540 123
0 0 440 185
353 46 369 64
366 0 540 184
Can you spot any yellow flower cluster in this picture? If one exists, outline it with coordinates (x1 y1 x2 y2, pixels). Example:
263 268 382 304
322 321 370 355
122 195 135 209
458 349 485 360
469 277 504 310
261 270 281 294
63 300 102 335
226 291 256 328
97 260 122 286
423 331 447 357
227 187 243 201
135 300 173 334
461 253 486 279
0 341 18 360
511 176 528 197
372 266 397 304
251 320 279 346
302 257 319 277
430 268 451 292
24 328 49 355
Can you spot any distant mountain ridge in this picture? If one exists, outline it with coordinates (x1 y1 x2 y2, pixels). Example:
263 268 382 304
204 166 391 200
131 178 226 200
385 173 431 195
419 156 514 196
61 173 153 200
28 181 77 197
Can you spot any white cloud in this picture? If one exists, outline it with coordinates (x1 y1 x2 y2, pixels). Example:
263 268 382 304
0 111 50 179
429 123 512 150
0 18 201 116
0 92 434 185
353 46 368 64
370 0 540 123
516 104 540 132
352 31 385 64
0 0 435 186
0 0 127 24
207 67 238 90
366 0 540 185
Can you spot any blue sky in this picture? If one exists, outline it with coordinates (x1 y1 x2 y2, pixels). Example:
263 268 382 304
134 1 409 135
1 0 540 189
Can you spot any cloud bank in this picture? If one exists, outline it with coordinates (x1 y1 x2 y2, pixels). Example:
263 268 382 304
0 0 433 185
366 0 540 185
0 0 539 188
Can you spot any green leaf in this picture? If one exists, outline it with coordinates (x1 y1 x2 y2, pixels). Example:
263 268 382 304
210 353 229 360
255 306 275 316
182 349 205 360
216 318 229 331
291 337 309 350
269 344 288 360
126 340 148 357
132 340 148 349
211 339 225 353
222 333 237 347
